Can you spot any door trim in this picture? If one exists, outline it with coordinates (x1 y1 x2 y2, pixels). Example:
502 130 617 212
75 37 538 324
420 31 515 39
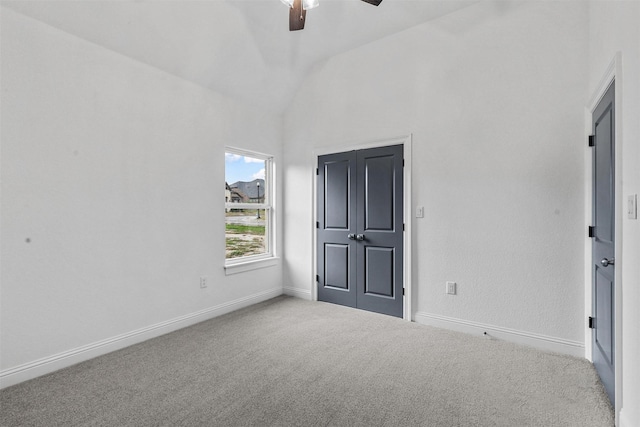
584 52 623 419
312 134 413 321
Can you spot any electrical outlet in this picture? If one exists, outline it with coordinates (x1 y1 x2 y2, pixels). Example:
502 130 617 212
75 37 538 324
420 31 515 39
628 194 638 220
200 276 207 289
446 281 456 295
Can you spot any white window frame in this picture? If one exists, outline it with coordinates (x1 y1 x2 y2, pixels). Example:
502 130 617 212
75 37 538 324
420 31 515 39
224 147 277 274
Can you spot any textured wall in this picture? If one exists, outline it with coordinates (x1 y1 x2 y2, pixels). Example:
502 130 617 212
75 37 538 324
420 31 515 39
0 8 283 373
283 1 589 343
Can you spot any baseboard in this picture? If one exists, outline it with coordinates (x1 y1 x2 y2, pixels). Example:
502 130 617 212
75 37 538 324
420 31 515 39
0 287 283 389
414 311 585 358
283 286 312 300
618 407 634 427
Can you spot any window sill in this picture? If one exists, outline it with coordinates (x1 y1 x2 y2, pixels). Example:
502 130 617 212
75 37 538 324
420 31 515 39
224 257 279 276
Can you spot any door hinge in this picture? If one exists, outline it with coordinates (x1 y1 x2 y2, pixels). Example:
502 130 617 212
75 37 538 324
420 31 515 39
588 135 595 147
402 288 405 296
316 168 319 175
316 274 319 282
403 223 405 231
402 159 405 167
588 316 595 329
316 221 319 229
588 226 595 238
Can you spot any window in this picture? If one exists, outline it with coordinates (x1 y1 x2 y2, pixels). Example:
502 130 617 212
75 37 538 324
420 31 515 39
224 148 275 270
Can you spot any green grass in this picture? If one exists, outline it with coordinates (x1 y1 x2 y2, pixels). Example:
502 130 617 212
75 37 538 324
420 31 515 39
225 224 265 235
225 230 265 259
225 239 264 258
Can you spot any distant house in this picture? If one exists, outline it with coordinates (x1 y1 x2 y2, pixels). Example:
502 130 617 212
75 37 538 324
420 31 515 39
228 179 264 204
225 182 249 211
230 188 248 203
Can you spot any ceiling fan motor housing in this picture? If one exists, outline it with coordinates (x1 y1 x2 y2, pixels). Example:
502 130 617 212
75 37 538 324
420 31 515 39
289 0 382 31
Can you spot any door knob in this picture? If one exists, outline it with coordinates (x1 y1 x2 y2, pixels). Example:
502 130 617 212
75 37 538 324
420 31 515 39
601 258 615 267
347 233 356 240
356 234 365 241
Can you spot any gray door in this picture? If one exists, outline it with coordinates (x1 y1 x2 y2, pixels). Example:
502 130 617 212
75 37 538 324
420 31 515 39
317 145 403 318
317 150 358 309
592 81 615 406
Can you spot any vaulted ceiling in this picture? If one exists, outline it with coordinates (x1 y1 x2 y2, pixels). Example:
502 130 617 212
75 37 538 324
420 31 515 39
3 0 479 112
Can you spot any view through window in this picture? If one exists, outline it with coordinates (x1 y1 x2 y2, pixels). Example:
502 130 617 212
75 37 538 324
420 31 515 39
225 150 272 261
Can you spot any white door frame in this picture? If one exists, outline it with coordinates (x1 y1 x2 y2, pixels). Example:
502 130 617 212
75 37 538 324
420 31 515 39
584 52 623 420
311 134 413 321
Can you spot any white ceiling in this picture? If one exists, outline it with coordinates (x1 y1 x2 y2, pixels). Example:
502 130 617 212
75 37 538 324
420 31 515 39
3 0 479 113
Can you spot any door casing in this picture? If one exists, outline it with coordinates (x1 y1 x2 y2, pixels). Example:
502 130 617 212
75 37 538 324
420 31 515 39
312 135 413 321
584 53 623 419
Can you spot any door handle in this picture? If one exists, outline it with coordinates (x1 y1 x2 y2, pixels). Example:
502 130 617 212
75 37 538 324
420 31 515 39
347 233 356 240
601 258 615 267
356 234 365 241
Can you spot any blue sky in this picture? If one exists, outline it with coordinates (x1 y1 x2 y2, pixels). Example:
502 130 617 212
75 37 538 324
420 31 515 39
225 153 265 184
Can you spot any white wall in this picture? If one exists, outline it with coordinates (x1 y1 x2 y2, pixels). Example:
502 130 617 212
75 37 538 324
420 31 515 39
283 1 589 352
3 3 636 418
588 2 640 426
0 8 283 386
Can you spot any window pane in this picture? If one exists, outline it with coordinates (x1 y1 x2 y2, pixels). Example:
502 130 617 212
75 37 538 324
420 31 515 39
225 209 267 259
225 153 266 204
225 151 269 260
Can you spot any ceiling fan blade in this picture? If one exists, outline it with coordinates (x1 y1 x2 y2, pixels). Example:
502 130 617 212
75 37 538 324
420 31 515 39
289 0 306 31
361 0 382 5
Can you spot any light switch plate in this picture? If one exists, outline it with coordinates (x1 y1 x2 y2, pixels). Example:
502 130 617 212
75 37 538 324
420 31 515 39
446 281 456 295
628 194 638 220
416 206 424 218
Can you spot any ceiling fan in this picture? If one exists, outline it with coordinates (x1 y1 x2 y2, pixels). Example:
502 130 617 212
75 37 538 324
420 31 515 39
282 0 383 31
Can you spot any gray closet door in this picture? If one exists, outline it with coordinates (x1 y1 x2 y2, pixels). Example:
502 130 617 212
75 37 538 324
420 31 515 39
317 150 358 308
317 145 403 318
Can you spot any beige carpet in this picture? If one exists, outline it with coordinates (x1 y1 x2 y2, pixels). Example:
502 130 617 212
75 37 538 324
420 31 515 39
0 296 614 426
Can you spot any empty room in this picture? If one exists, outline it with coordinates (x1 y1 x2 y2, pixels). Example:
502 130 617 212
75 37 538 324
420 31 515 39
1 0 638 426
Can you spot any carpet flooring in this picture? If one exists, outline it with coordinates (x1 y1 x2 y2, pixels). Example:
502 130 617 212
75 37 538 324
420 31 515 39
0 296 614 426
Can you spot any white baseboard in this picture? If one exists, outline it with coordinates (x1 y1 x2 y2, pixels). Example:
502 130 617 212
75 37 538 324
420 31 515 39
618 407 634 427
414 311 585 358
0 287 283 389
283 286 312 300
